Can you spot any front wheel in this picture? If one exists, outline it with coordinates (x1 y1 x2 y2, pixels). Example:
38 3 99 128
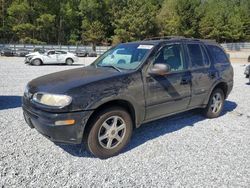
32 59 42 66
85 107 133 159
203 88 225 118
66 58 73 65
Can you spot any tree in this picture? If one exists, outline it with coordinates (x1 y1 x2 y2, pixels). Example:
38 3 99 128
112 0 158 43
199 0 246 42
79 0 107 50
0 0 250 44
157 0 202 37
36 14 56 43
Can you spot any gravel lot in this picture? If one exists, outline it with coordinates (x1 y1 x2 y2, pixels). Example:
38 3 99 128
0 57 250 187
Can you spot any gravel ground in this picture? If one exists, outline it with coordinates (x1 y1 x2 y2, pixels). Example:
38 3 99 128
0 57 250 187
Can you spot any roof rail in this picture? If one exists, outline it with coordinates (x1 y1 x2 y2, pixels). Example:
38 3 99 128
143 36 218 43
143 36 186 41
199 39 217 43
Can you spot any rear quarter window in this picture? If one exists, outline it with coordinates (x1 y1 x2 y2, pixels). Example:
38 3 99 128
206 45 229 64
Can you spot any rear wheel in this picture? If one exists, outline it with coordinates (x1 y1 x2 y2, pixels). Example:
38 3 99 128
32 59 42 66
66 58 73 65
204 88 225 118
85 107 133 159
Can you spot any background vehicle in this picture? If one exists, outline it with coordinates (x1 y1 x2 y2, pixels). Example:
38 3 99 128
15 48 29 57
1 48 14 56
245 64 250 78
25 50 78 65
23 37 234 159
33 48 46 54
75 49 88 57
88 50 97 57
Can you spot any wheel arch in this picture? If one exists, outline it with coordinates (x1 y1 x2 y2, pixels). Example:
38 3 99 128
204 81 229 105
66 57 74 62
83 99 137 137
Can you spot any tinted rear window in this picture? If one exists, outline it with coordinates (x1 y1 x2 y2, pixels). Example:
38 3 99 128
206 45 229 64
187 44 205 68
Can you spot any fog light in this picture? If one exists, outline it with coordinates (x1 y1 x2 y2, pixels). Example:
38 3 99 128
55 119 75 126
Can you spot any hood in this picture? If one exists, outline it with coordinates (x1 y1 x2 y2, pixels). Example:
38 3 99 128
26 52 40 57
28 66 123 94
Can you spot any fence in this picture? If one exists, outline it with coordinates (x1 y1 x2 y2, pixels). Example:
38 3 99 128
221 43 250 51
0 44 111 55
1 42 250 55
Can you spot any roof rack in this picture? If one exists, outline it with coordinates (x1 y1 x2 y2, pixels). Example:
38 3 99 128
199 39 217 43
143 36 186 41
143 36 218 43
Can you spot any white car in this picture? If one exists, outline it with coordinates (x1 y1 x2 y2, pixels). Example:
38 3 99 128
25 50 78 65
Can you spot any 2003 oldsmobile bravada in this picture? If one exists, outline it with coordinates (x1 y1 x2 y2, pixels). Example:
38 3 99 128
23 37 234 159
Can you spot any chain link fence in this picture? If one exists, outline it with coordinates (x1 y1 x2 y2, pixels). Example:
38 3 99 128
1 42 250 56
221 43 250 51
0 44 111 55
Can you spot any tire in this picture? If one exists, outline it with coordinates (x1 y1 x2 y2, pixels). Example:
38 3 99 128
66 58 73 65
85 107 133 159
246 74 249 78
32 59 42 66
203 88 225 118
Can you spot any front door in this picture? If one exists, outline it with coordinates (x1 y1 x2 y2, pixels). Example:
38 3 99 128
145 43 192 120
44 50 57 63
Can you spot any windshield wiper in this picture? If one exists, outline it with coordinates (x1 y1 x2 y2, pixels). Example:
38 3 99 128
97 65 121 72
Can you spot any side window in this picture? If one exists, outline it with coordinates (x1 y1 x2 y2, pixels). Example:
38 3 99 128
207 45 228 64
154 44 185 71
48 51 55 55
200 46 210 66
187 44 205 68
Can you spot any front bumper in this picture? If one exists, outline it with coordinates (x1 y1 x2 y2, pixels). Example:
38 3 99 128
24 57 32 64
22 105 93 144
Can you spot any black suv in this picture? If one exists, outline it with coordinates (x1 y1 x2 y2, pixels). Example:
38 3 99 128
23 37 234 159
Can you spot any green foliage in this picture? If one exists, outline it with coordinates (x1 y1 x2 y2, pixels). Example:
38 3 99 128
20 37 46 44
112 0 158 43
0 0 249 45
199 0 246 42
79 0 107 49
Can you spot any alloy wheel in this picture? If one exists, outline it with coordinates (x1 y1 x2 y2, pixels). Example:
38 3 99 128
211 92 223 113
98 116 126 149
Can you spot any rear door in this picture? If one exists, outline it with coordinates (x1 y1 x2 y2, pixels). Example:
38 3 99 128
56 51 67 63
144 42 192 120
185 42 214 107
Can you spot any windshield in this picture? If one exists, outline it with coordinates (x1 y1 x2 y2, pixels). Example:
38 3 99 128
93 43 154 70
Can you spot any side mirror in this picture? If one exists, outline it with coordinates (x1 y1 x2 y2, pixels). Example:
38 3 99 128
149 63 170 76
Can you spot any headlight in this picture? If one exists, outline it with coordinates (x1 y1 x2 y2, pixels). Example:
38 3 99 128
33 93 72 107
